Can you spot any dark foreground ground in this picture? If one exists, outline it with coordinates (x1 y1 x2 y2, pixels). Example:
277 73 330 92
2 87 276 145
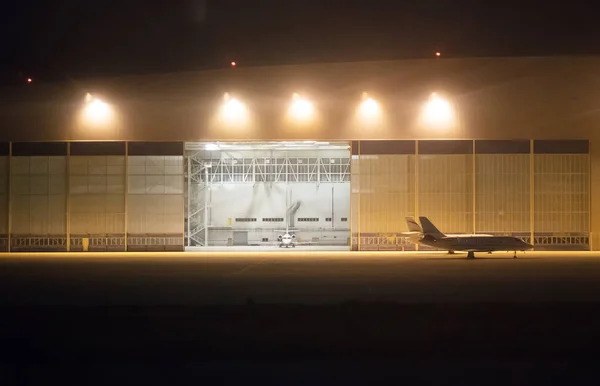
2 251 600 384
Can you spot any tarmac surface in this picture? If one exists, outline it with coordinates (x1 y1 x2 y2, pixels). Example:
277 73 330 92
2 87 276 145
2 250 600 305
4 250 600 384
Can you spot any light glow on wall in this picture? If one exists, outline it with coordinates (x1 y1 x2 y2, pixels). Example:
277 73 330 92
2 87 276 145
357 93 382 125
81 93 114 127
219 93 249 127
421 93 455 129
288 93 315 123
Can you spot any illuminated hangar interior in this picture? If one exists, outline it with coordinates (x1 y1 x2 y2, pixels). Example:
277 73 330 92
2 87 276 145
185 141 351 250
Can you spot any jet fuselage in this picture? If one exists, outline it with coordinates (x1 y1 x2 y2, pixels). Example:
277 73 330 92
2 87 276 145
419 234 532 253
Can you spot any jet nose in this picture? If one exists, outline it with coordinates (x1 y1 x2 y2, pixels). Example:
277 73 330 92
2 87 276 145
523 241 534 250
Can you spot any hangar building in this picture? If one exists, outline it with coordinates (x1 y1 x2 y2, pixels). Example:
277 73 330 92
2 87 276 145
0 57 597 252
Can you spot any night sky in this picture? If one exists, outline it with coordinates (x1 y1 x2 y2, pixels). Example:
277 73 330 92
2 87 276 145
0 0 596 85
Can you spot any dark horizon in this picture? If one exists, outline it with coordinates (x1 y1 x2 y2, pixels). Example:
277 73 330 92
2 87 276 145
1 0 597 85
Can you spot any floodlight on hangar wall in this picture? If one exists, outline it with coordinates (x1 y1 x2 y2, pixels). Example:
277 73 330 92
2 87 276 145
67 88 460 139
356 92 383 127
218 92 250 127
420 92 456 130
76 93 119 135
288 93 315 124
79 93 116 129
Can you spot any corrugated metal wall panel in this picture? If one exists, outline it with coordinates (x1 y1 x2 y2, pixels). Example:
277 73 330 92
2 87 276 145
350 156 360 249
29 156 49 174
49 157 66 175
418 154 473 233
69 195 125 234
534 154 589 233
11 157 29 175
127 197 146 235
11 194 30 234
0 156 8 235
12 195 66 235
0 157 7 235
355 155 415 234
69 156 126 235
48 195 67 234
10 156 66 236
128 195 184 234
28 196 49 234
164 195 185 234
127 155 184 235
142 195 166 234
475 155 530 233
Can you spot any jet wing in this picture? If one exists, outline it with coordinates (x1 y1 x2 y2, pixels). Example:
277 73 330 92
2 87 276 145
398 231 422 241
398 231 422 237
271 241 318 246
443 234 494 238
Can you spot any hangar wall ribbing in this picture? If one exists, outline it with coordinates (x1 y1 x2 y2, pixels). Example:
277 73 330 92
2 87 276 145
418 154 473 234
352 154 415 235
68 142 126 251
0 153 8 251
475 154 530 234
0 139 592 252
127 143 184 251
10 145 68 251
69 156 126 236
352 140 590 251
1 142 184 252
534 154 589 234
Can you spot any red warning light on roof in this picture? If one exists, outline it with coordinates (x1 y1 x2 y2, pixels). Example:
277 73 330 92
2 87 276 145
27 78 32 83
435 52 441 57
231 61 236 67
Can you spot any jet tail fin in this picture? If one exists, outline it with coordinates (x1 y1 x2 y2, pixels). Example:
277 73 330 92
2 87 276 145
405 217 423 233
419 217 446 238
398 217 422 240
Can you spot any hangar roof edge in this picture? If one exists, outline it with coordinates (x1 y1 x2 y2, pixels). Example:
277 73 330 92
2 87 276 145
3 55 600 95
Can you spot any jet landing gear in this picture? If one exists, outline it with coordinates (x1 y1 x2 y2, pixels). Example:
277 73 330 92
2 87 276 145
447 250 455 255
467 251 475 259
513 251 517 259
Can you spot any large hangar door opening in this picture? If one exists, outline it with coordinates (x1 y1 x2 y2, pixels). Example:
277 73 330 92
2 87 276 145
185 142 351 251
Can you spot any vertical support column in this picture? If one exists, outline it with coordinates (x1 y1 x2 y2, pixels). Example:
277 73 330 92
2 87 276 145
187 156 191 247
7 142 11 252
472 140 476 234
182 155 186 250
589 151 592 250
588 139 600 251
204 167 209 247
348 144 353 250
357 141 361 252
317 157 321 185
66 142 71 252
530 140 535 246
331 186 334 229
414 140 419 251
124 141 129 252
